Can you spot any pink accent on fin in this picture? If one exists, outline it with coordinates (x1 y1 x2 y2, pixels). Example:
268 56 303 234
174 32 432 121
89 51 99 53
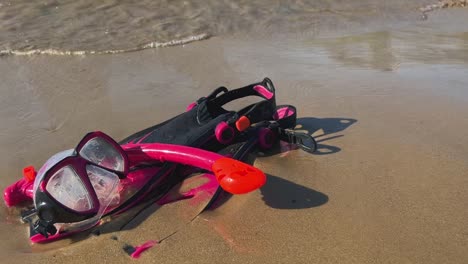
183 174 219 206
157 173 219 206
258 128 275 149
253 85 273 99
215 122 234 144
31 222 100 243
4 179 34 207
130 240 158 259
273 106 295 120
30 231 77 243
186 102 197 112
31 233 64 243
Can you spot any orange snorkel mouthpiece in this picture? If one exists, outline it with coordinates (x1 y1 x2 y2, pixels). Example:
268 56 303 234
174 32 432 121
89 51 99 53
212 157 266 194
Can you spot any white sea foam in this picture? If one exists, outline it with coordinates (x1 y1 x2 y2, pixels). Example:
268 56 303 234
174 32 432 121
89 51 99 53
0 34 210 56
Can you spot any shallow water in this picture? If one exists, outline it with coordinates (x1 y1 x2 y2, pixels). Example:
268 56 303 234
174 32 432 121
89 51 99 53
0 3 468 264
0 0 433 54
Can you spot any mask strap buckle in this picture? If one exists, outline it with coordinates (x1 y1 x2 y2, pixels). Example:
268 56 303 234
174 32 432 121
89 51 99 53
280 129 317 153
33 219 57 238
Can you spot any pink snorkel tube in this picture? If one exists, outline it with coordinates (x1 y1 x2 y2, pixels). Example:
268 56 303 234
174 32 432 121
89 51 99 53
122 143 266 195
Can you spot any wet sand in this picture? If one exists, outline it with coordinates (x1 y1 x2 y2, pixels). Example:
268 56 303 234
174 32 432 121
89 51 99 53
1 6 468 264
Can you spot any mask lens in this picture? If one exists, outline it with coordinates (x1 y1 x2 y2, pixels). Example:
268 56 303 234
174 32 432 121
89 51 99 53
46 165 93 212
52 165 120 234
86 165 120 208
33 149 74 205
79 137 124 172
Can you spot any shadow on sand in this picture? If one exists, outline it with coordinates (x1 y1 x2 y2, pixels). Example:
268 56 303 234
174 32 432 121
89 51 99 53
260 174 328 209
297 117 357 155
255 116 357 209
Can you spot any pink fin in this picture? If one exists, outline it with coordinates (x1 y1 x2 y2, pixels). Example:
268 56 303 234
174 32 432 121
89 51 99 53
130 240 158 259
186 102 197 112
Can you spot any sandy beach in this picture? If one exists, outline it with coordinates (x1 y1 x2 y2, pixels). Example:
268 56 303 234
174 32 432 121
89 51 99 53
0 2 467 263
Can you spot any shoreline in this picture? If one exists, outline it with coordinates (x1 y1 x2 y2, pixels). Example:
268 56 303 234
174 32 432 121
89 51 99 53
4 1 468 57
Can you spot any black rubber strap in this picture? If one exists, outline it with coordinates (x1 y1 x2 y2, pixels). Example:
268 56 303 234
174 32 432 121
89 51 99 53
209 78 277 124
211 78 274 105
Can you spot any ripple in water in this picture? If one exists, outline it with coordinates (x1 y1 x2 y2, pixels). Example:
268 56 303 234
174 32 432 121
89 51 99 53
0 0 438 56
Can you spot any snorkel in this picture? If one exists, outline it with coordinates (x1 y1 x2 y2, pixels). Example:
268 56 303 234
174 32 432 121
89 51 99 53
4 131 266 241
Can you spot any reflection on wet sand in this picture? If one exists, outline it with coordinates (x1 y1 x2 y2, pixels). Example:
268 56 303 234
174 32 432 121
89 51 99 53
311 30 468 70
316 32 398 71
